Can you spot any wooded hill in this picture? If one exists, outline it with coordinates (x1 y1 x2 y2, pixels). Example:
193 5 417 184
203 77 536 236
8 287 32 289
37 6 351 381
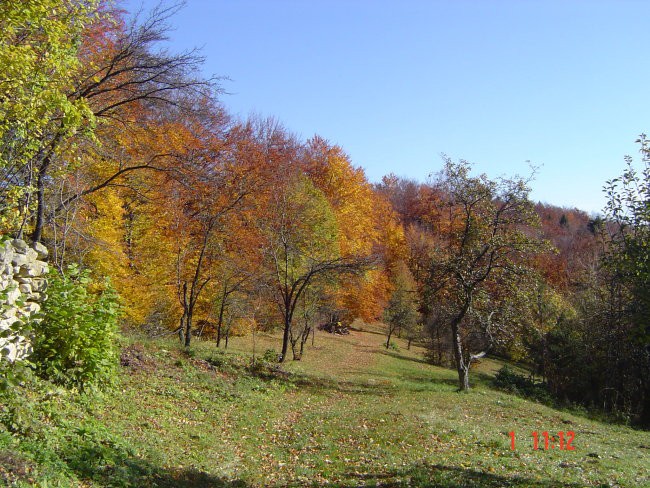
1 0 648 439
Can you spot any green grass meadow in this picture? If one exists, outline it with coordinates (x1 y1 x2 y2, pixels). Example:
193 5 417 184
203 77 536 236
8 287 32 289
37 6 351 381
1 324 648 487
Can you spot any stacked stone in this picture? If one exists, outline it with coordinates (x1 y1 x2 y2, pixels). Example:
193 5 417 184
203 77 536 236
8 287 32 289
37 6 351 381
0 239 49 362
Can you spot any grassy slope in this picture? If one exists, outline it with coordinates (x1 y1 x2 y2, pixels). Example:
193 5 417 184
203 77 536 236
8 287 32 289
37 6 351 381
1 324 649 487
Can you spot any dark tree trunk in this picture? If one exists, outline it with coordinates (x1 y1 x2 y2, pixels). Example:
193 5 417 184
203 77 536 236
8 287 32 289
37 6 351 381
280 315 291 363
298 325 311 359
31 171 46 243
289 328 300 360
299 336 306 359
385 327 393 349
184 311 192 348
31 133 62 244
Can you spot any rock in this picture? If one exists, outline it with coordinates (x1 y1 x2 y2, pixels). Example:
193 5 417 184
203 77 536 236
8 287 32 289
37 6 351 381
1 249 13 266
10 239 28 253
28 292 42 302
31 278 47 292
0 240 49 364
22 302 40 314
18 261 46 278
1 307 17 318
5 286 20 305
24 248 37 263
11 253 27 267
31 241 48 259
0 317 18 329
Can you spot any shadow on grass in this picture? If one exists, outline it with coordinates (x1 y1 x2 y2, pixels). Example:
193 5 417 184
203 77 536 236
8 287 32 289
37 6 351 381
379 349 431 366
348 326 385 337
62 440 248 488
246 361 398 396
249 358 465 396
331 462 584 487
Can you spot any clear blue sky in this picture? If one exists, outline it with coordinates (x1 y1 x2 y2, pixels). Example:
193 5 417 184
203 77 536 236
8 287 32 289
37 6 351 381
124 0 650 214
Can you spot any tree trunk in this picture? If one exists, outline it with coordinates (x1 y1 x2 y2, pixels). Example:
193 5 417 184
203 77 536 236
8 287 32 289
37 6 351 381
280 316 290 363
407 338 412 350
31 134 62 243
459 362 470 391
299 336 306 359
451 317 470 391
216 300 225 348
178 309 187 345
31 171 46 243
298 325 310 359
184 310 192 348
289 328 300 360
449 296 472 390
385 328 393 349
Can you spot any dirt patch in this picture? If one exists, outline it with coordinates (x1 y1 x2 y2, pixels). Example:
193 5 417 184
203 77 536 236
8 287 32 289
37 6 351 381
0 450 35 485
120 343 154 372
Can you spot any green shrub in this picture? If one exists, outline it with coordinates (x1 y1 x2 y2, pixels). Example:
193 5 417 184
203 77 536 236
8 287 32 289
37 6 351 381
493 365 552 404
262 348 279 363
31 265 120 391
247 349 282 376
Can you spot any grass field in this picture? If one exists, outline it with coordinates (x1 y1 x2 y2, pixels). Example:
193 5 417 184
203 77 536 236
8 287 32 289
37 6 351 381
1 323 648 487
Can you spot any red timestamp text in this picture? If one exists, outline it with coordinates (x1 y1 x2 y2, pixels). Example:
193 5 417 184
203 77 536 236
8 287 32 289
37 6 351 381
508 431 575 451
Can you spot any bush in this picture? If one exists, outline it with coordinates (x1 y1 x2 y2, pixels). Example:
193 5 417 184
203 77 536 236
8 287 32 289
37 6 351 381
493 365 552 404
262 348 280 363
247 349 284 376
31 265 120 390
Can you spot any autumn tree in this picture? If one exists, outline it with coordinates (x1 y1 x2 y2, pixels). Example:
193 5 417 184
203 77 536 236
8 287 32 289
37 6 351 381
426 159 546 390
4 2 218 244
211 224 261 348
383 261 419 349
0 0 97 235
304 137 395 322
170 112 255 348
289 286 326 360
260 173 369 362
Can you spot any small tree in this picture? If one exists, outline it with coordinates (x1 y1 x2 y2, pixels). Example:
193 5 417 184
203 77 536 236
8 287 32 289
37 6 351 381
383 261 419 349
602 134 650 425
289 287 322 360
260 175 370 362
426 159 546 390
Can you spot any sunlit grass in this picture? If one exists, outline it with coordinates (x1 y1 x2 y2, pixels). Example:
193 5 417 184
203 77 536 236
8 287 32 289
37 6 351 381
1 324 648 487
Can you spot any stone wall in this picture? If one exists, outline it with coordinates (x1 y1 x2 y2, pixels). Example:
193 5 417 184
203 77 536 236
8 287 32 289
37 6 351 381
0 239 48 362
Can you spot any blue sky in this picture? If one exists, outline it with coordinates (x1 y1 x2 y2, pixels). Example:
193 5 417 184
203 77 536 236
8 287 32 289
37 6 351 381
124 0 650 214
